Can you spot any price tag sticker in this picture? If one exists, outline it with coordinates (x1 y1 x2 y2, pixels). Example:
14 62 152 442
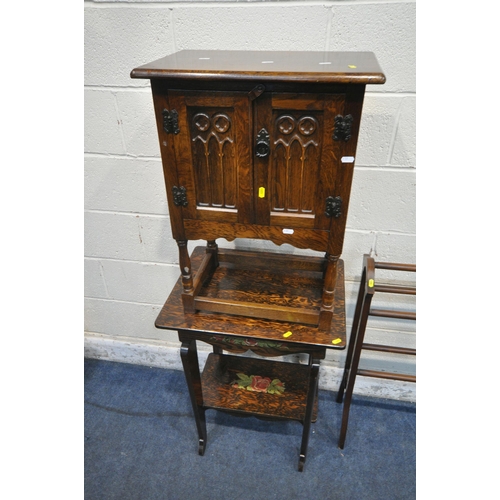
283 331 293 338
258 187 266 198
332 338 342 345
368 279 374 288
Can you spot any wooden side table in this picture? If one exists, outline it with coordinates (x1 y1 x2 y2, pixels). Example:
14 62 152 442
155 247 347 471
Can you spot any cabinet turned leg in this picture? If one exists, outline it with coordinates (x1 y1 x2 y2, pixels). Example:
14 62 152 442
298 356 321 472
177 240 195 313
318 255 339 330
206 240 219 267
180 339 207 456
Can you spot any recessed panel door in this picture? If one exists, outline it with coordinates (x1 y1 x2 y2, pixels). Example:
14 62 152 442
254 93 345 231
168 91 253 225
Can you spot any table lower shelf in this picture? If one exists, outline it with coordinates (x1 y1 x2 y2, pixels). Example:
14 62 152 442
201 353 318 422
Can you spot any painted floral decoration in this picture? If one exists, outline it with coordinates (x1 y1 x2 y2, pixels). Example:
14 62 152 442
231 373 285 395
210 335 289 350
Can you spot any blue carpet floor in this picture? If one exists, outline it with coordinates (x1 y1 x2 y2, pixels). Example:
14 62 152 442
84 358 415 500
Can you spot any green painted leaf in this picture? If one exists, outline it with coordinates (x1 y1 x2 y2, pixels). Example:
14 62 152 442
236 372 250 381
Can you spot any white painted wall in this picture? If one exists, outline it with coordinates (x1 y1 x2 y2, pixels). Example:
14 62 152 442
84 0 416 400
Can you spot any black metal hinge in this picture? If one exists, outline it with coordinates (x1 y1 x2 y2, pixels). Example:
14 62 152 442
325 196 342 218
333 114 353 142
163 109 180 134
172 186 188 207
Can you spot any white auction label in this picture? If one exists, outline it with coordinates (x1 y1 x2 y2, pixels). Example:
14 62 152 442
341 156 355 163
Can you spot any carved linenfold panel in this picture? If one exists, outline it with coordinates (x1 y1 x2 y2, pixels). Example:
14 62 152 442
190 109 237 209
272 113 321 214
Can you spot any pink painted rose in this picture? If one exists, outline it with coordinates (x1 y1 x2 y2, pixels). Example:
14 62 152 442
250 376 272 392
244 339 259 346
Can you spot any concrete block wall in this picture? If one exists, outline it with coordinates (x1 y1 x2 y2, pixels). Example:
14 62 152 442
84 0 416 401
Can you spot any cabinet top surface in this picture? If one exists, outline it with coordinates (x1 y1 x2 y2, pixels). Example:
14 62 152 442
131 50 385 84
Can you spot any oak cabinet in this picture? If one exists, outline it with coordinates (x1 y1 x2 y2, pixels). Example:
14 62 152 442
131 50 385 330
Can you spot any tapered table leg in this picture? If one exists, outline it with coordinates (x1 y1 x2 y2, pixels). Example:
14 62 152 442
298 355 321 472
179 336 207 455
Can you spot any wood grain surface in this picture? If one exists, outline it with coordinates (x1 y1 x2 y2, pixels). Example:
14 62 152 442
155 247 346 349
131 50 386 85
201 353 319 421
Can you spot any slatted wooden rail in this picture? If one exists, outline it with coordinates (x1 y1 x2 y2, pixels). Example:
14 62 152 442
336 254 416 449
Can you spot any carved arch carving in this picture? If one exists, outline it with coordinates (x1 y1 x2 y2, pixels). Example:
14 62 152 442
272 114 321 214
190 111 236 208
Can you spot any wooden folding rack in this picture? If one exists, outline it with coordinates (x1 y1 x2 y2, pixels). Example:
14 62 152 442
336 254 416 449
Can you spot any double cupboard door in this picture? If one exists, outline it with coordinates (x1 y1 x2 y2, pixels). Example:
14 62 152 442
157 89 353 253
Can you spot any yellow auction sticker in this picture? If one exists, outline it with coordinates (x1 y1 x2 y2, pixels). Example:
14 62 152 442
332 338 342 345
368 279 374 288
283 331 293 338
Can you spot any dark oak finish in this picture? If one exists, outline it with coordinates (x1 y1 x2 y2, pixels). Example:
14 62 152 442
131 51 385 470
132 50 385 330
154 246 345 470
180 339 207 455
177 329 326 470
201 353 320 421
336 254 416 449
131 50 386 84
155 247 346 348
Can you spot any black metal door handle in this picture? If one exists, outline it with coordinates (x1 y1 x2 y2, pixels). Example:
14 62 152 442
255 128 270 158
